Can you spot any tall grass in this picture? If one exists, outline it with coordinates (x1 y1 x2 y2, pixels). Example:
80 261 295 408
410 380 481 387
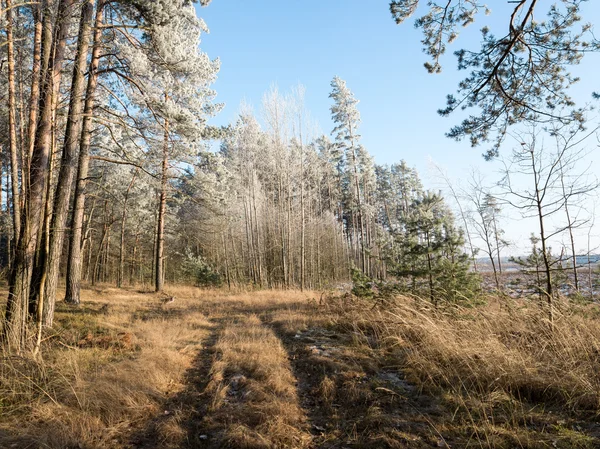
329 294 600 447
0 286 212 448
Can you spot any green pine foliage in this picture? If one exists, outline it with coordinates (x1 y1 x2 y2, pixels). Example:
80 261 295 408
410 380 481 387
387 189 480 304
181 250 223 287
350 266 376 299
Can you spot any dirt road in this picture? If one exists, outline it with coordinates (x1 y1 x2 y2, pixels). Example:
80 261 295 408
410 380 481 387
127 291 446 449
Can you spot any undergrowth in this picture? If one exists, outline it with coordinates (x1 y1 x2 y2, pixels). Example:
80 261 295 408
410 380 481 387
328 293 600 448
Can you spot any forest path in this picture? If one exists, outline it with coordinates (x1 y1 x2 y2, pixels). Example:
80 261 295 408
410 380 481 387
127 292 446 449
4 288 598 448
128 315 224 449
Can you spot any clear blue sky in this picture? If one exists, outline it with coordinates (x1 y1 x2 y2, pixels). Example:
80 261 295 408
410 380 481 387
194 1 600 255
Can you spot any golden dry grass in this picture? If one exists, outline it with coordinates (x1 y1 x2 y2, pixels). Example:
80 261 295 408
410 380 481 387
0 286 320 448
330 294 600 448
1 286 599 448
0 286 213 448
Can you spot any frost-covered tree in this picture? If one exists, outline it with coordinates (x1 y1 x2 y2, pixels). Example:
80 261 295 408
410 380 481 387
329 76 372 273
62 0 221 298
464 172 508 290
0 0 222 350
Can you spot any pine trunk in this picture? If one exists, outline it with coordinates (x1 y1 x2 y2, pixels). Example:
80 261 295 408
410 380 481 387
65 0 104 304
118 171 137 287
4 0 74 351
5 0 22 245
155 119 169 292
40 0 95 325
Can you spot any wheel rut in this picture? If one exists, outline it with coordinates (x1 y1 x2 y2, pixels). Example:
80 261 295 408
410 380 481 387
131 298 446 449
265 308 447 448
128 318 224 449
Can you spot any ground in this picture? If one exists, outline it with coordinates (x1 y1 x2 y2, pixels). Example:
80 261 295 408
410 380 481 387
1 286 599 448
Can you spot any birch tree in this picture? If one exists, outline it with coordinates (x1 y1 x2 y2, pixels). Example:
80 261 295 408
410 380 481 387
499 124 598 322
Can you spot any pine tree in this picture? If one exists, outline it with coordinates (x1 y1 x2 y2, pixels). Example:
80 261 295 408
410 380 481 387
390 0 597 158
389 190 479 303
329 76 368 272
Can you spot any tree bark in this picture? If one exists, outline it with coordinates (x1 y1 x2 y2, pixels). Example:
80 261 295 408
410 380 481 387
130 232 139 285
26 8 43 136
155 116 169 292
5 0 22 245
530 151 554 323
3 0 75 351
558 159 579 291
38 0 95 326
118 170 137 287
65 0 105 304
300 140 305 291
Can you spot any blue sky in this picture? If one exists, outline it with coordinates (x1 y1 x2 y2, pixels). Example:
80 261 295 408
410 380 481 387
194 1 600 255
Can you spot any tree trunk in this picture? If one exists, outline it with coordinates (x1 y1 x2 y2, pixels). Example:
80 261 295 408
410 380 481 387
26 2 43 163
426 233 435 305
558 159 579 292
492 216 503 275
33 128 56 352
251 175 263 286
221 231 231 289
4 0 74 351
118 170 137 287
300 142 305 291
5 0 22 245
243 197 254 283
480 212 500 290
155 117 169 293
130 232 139 286
65 0 104 304
531 151 553 323
104 218 111 283
39 0 95 325
93 219 108 285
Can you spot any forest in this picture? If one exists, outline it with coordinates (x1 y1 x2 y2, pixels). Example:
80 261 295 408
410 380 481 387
1 1 600 448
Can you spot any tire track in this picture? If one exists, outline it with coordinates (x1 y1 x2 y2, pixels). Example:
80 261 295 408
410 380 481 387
128 318 223 449
189 314 313 448
266 309 446 448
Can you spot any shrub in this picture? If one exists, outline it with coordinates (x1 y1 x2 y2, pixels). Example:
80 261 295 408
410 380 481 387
181 250 222 287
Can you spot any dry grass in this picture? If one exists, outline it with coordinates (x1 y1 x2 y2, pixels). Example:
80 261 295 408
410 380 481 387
0 285 213 448
2 285 597 448
0 286 319 448
203 314 312 448
330 294 600 448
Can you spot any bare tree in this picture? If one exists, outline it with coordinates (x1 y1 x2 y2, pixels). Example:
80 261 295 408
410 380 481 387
464 171 508 290
499 123 598 322
432 164 479 272
551 125 597 292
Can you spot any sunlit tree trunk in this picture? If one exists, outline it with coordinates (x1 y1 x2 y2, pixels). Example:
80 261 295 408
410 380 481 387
39 0 95 325
118 171 137 287
5 0 21 244
155 118 169 292
65 0 105 304
26 2 43 165
4 0 75 351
